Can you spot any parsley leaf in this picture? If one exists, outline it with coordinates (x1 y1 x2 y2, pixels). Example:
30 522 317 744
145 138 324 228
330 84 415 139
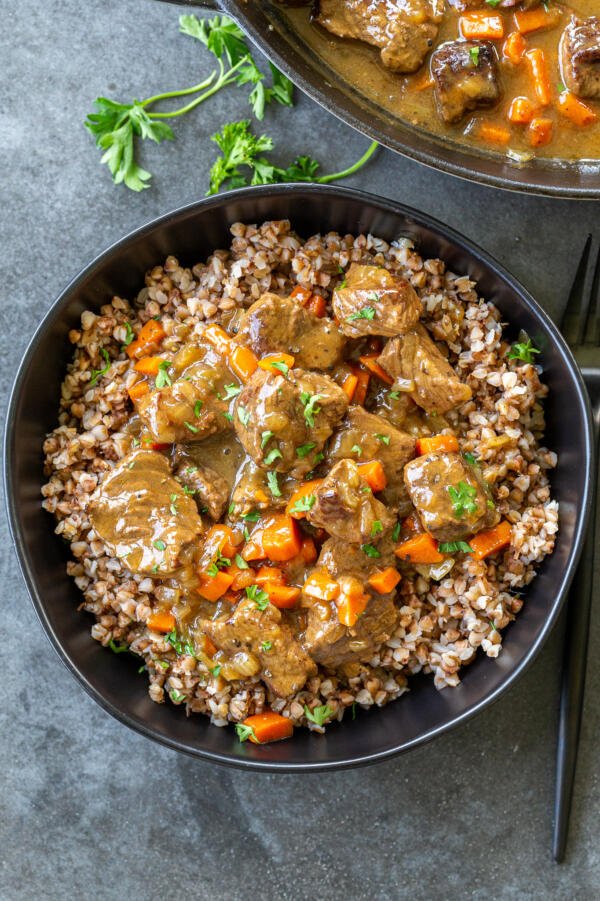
89 348 111 387
108 639 129 654
392 521 401 542
351 444 362 456
169 689 187 703
224 383 242 399
261 430 274 449
304 704 334 727
389 391 401 400
270 361 289 377
370 520 383 537
438 540 473 554
296 442 316 458
301 392 322 427
361 543 381 558
447 481 478 518
463 452 478 466
469 46 480 67
235 553 249 570
235 723 257 742
194 399 203 417
289 494 316 515
237 405 251 426
264 447 283 465
155 360 172 388
376 434 391 446
184 421 199 434
507 338 541 363
246 584 270 611
346 306 376 322
242 510 261 522
122 321 135 347
260 640 272 652
153 539 166 551
267 471 281 497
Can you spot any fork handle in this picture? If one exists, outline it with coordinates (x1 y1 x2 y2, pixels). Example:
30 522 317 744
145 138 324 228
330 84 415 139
552 461 597 862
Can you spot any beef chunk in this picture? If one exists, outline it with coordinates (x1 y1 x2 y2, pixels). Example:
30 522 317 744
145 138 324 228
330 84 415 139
377 325 472 414
332 264 422 338
234 368 348 477
431 40 501 124
317 534 398 580
203 598 317 697
136 360 233 445
235 292 345 370
303 588 399 668
172 448 229 521
447 0 539 8
314 0 442 73
560 16 600 99
326 406 416 514
306 459 395 543
403 451 499 542
230 460 287 516
88 450 203 575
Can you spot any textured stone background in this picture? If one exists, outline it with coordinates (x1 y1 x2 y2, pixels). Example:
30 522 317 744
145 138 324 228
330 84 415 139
1 1 598 898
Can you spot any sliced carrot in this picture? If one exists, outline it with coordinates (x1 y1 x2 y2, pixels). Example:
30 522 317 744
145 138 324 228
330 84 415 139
126 319 166 359
254 565 286 586
529 116 553 147
262 515 302 562
134 356 166 376
228 344 258 382
336 582 370 628
228 566 256 591
351 365 370 406
205 524 240 559
243 711 294 744
459 12 504 41
127 380 149 402
300 536 317 565
525 48 551 106
197 570 235 602
303 568 340 601
204 323 232 355
503 31 527 65
514 6 561 35
241 531 266 562
265 583 301 609
357 460 387 492
507 96 537 125
341 373 358 401
201 634 218 657
286 479 324 518
147 611 176 633
258 352 295 374
470 520 512 561
307 295 327 318
358 354 394 385
416 434 459 455
289 285 313 305
395 533 444 564
411 72 435 92
479 122 511 145
368 567 402 595
557 91 598 127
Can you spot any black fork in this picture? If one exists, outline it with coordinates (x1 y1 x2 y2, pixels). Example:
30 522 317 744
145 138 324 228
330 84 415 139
553 235 600 862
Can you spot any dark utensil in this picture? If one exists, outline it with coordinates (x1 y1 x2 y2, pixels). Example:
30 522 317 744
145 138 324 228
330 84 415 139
4 184 594 771
553 236 600 862
157 0 600 199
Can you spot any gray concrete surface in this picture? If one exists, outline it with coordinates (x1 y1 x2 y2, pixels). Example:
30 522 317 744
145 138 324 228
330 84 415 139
1 1 598 898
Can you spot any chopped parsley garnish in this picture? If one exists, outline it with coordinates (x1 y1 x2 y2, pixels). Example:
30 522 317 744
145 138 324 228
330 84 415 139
246 584 270 610
351 701 357 720
235 723 257 743
313 452 325 465
224 383 242 399
447 481 478 518
351 444 362 456
237 405 251 426
186 465 198 475
260 640 272 652
169 493 178 515
300 392 323 427
270 361 289 376
392 521 401 542
290 494 315 515
489 619 498 632
243 510 261 522
487 498 496 509
108 639 129 654
193 399 203 417
131 437 141 447
155 361 172 388
228 501 236 516
438 540 473 554
507 338 541 363
463 452 478 466
153 539 166 551
207 554 231 576
235 553 249 569
469 46 480 67
267 470 281 497
304 704 334 726
485 0 501 6
89 348 111 387
165 629 185 655
210 664 222 677
296 442 316 458
389 391 401 400
261 429 274 448
223 411 233 422
361 543 381 558
376 434 390 446
346 306 376 322
264 447 282 465
184 421 199 433
370 520 383 537
182 485 196 496
169 690 187 703
157 660 170 670
122 321 135 346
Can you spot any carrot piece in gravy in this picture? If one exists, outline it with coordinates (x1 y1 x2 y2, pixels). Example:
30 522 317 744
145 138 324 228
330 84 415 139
351 366 370 405
529 116 553 147
307 295 327 318
303 568 340 601
507 96 537 125
204 323 232 355
265 583 302 609
133 356 166 376
395 533 444 564
356 460 387 492
416 434 459 455
525 49 551 106
261 515 302 562
229 344 258 382
358 354 394 385
368 567 402 594
242 711 294 744
470 520 512 560
514 6 561 36
126 319 166 359
341 372 358 401
127 380 149 402
147 611 176 633
336 583 370 628
459 12 504 41
557 92 598 127
503 31 527 65
258 352 295 374
197 570 235 602
478 122 511 145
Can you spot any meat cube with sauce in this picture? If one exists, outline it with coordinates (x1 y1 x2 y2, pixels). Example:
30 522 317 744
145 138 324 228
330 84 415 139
326 406 416 514
560 17 600 100
403 451 499 542
230 460 287 516
172 447 230 521
377 324 472 414
233 368 348 477
314 0 442 73
332 264 422 338
235 292 345 370
317 534 399 581
431 40 501 124
203 598 317 697
88 450 203 575
306 458 395 543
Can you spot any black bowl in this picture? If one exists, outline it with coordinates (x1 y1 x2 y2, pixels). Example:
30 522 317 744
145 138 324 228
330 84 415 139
4 185 594 771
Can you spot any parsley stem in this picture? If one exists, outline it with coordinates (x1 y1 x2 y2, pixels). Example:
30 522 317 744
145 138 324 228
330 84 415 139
148 57 248 120
142 73 217 107
316 141 379 184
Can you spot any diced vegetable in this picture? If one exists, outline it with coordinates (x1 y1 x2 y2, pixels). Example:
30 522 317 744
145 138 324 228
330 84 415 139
395 532 444 564
557 92 598 127
265 583 301 609
126 319 166 359
261 515 302 561
147 610 176 633
303 568 340 601
469 520 512 560
368 567 401 594
204 323 232 355
205 524 239 558
240 711 294 744
229 344 258 382
202 634 218 657
358 354 394 385
134 356 166 376
507 96 537 125
514 6 561 35
197 569 235 601
336 581 370 628
341 372 358 401
286 479 324 518
300 536 317 564
241 531 266 562
228 566 256 591
525 49 551 106
416 434 459 455
258 352 295 374
357 460 387 492
307 295 326 318
479 122 511 144
127 380 149 402
254 565 286 585
529 116 553 147
459 12 504 41
351 366 370 405
503 31 527 65
289 285 313 305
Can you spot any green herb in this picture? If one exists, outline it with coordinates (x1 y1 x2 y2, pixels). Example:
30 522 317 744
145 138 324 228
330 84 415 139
108 639 129 654
235 553 249 570
153 539 166 551
438 540 473 554
489 619 498 632
485 0 501 6
267 471 281 497
131 437 141 448
224 382 242 399
558 81 566 93
339 279 347 289
151 564 159 574
184 421 199 434
186 465 198 475
300 392 323 427
246 584 270 611
228 501 236 516
261 429 274 449
389 391 401 400
169 689 187 703
487 498 496 509
313 452 325 465
270 361 289 377
237 405 251 426
182 485 196 497
169 493 178 515
122 321 135 346
346 306 376 322
447 481 478 518
463 452 478 466
165 629 183 654
361 543 381 558
296 442 316 458
261 641 272 652
210 664 222 678
507 338 541 363
351 701 357 721
223 411 233 422
138 664 147 674
376 434 390 446
264 447 283 465
235 723 257 743
157 660 170 671
392 521 401 542
290 495 316 515
370 520 383 537
243 510 261 522
351 444 362 456
469 46 480 67
207 554 231 576
154 361 172 388
193 399 203 417
89 348 111 387
304 704 334 727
